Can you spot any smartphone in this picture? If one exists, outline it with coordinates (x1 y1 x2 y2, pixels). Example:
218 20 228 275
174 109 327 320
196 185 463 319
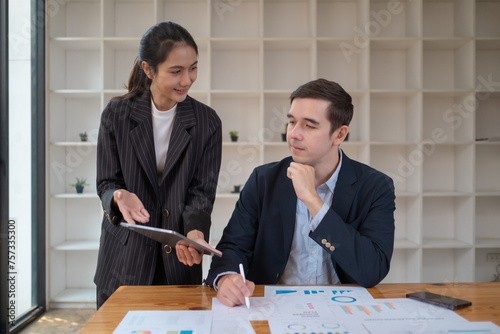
406 291 472 310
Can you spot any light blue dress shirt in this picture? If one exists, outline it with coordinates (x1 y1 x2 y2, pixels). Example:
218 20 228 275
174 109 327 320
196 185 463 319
278 149 343 284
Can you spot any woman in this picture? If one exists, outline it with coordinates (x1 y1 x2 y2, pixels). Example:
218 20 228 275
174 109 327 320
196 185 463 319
94 21 222 308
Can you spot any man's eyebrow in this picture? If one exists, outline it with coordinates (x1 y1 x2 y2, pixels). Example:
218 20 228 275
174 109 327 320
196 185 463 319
168 60 198 70
287 113 320 125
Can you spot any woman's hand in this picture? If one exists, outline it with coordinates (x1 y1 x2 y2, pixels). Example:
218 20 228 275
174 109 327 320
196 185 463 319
113 189 150 224
176 230 222 266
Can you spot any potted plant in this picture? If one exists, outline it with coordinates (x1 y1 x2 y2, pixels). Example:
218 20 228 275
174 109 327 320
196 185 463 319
229 131 239 142
281 123 288 142
72 177 90 194
79 131 88 142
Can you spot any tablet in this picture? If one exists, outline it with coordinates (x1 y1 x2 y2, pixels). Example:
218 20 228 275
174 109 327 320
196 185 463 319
120 222 222 257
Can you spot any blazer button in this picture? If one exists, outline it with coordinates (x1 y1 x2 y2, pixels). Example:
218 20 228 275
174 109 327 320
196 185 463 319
329 246 336 251
163 209 170 218
321 239 327 245
325 242 331 248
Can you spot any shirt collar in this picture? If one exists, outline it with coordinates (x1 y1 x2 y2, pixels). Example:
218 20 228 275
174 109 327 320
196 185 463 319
321 147 343 192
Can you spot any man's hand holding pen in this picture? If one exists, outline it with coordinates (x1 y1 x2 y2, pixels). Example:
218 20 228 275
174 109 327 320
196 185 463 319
215 270 255 308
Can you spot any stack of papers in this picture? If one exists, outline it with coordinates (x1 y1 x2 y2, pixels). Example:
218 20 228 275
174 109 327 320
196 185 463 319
113 286 500 334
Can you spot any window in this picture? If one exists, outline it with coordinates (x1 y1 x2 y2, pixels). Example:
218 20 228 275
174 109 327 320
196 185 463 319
1 0 45 332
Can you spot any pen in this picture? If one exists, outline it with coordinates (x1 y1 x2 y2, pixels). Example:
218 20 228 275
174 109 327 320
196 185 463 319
239 263 250 309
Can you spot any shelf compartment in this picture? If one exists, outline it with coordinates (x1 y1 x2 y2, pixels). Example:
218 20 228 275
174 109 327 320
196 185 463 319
49 0 101 38
53 193 98 199
52 240 99 251
192 40 210 91
211 0 260 38
66 251 99 288
476 40 500 92
263 92 290 143
49 93 101 143
211 39 261 91
370 144 421 194
475 196 500 247
264 39 313 90
49 40 102 90
370 91 421 143
103 0 155 38
317 0 367 38
160 0 209 38
369 0 421 38
394 196 421 247
370 39 421 90
422 92 475 143
347 92 369 142
211 93 261 143
217 145 260 193
48 146 97 197
422 248 474 282
103 39 139 90
475 92 500 141
49 200 102 247
317 40 369 90
423 39 474 91
422 0 473 38
475 248 500 282
51 288 96 308
49 250 96 307
475 145 500 192
422 196 474 246
264 0 312 38
476 1 500 38
383 249 421 283
422 144 473 193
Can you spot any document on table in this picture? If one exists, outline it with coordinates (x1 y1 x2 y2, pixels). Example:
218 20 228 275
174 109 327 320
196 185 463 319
364 321 500 334
112 310 212 334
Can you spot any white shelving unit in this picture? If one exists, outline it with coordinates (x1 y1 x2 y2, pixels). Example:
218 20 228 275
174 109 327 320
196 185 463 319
46 0 500 307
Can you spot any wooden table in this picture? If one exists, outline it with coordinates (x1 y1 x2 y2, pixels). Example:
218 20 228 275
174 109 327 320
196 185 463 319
80 282 500 333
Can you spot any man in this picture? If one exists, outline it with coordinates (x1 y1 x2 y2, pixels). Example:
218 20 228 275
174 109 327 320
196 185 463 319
206 78 395 307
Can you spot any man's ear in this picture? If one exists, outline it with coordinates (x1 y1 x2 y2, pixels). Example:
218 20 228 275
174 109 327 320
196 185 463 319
141 61 154 79
332 125 349 146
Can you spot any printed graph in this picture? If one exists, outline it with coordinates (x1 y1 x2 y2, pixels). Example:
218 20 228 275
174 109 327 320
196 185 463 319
340 302 396 316
268 319 368 334
275 289 355 296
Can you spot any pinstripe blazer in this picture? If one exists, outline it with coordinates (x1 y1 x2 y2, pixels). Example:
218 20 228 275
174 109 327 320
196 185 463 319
94 90 222 299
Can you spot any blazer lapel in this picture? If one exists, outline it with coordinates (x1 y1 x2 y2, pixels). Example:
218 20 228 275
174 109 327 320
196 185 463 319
332 150 358 220
129 92 159 197
160 97 197 183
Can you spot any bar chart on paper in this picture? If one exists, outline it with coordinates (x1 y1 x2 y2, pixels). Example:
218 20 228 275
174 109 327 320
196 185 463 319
264 286 374 303
339 301 396 316
329 298 467 323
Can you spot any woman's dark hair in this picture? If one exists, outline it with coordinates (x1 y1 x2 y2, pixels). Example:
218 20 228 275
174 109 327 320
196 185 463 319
116 21 198 100
290 78 353 135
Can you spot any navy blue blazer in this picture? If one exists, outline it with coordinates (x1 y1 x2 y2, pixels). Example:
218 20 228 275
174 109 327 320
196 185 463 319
206 151 395 288
94 90 222 301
